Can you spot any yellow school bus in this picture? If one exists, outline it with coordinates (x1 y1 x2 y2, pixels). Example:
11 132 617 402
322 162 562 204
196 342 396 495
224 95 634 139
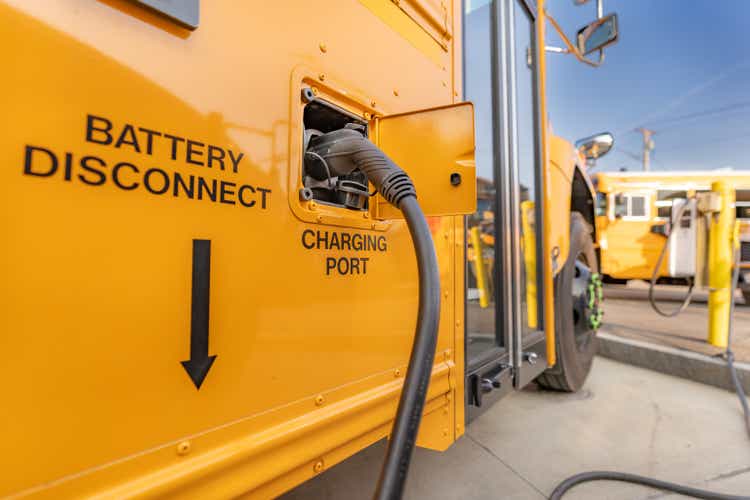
2 0 618 497
594 170 750 301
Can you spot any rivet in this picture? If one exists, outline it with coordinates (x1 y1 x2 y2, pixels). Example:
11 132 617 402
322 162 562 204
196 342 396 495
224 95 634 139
311 87 319 95
455 320 460 327
309 201 317 210
318 73 326 81
393 89 399 96
456 425 461 433
319 43 327 53
454 91 459 97
443 408 449 415
315 394 325 406
444 350 451 360
442 428 449 436
316 215 323 223
371 100 377 108
446 393 452 402
364 212 370 219
371 223 376 229
444 290 449 298
176 441 191 456
363 112 371 120
444 233 449 239
442 81 448 87
313 459 324 473
394 369 401 377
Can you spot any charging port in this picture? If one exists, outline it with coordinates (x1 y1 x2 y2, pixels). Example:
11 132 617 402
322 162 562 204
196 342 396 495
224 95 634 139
301 92 371 211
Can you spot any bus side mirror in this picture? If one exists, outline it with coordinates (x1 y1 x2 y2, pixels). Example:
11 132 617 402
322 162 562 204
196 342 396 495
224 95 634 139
575 132 614 161
577 14 618 55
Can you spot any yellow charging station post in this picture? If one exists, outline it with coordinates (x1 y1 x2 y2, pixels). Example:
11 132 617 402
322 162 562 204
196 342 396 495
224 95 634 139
521 200 538 329
470 226 490 309
708 180 735 348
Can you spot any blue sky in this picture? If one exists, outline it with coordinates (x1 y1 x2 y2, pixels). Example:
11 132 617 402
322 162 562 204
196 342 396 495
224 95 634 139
545 0 750 172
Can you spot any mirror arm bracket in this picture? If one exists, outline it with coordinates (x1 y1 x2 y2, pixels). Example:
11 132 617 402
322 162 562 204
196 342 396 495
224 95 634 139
545 9 603 68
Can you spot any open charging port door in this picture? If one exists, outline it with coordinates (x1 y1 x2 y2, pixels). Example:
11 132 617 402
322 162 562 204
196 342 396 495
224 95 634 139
375 102 476 219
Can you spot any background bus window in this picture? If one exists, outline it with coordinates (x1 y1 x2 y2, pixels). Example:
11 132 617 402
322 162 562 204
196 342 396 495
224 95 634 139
614 193 649 219
595 192 607 216
465 0 502 363
736 190 750 220
657 205 672 218
614 194 628 218
630 195 647 217
514 1 541 335
655 189 687 219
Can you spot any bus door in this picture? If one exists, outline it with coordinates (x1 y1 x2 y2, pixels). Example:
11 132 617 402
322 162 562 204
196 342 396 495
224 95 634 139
603 190 656 279
464 0 546 417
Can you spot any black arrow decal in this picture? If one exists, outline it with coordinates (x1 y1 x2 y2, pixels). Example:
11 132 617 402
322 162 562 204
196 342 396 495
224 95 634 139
181 239 216 389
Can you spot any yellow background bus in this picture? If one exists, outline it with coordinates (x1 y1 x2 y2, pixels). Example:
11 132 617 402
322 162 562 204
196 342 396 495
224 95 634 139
593 170 750 301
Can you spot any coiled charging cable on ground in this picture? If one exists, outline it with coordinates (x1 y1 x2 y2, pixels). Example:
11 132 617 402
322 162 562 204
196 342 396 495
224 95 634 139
305 129 441 500
648 199 695 317
551 217 750 500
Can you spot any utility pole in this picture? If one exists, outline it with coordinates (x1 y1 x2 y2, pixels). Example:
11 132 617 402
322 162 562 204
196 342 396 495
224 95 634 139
635 127 655 171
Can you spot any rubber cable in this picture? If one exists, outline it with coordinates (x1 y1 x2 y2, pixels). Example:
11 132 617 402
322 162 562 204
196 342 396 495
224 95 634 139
373 196 440 500
649 199 696 317
550 471 750 500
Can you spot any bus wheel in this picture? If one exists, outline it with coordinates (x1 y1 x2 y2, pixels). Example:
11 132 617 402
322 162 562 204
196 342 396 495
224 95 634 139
536 212 600 392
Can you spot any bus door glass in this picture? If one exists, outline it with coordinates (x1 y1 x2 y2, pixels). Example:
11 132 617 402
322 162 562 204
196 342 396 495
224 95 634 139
464 0 546 402
465 0 504 369
513 0 542 339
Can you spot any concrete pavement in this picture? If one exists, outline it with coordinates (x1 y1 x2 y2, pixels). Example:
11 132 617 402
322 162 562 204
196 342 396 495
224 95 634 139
281 357 750 499
601 282 750 362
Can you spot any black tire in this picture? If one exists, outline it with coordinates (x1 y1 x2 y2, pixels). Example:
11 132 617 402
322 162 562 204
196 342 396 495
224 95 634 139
536 212 600 392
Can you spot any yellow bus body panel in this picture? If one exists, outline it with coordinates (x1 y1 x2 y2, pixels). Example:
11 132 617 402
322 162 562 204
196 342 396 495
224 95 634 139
0 1 468 497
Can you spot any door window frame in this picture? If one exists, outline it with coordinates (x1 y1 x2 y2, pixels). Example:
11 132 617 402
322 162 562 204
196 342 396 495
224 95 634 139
507 0 548 388
463 0 547 413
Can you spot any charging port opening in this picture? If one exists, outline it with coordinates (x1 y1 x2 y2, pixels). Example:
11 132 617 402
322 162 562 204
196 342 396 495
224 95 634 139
302 97 371 211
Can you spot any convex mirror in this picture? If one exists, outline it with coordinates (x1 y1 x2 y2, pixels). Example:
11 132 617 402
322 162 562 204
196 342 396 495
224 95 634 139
575 132 614 160
577 14 618 55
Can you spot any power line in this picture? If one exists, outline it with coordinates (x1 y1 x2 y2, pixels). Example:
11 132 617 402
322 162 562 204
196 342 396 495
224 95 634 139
651 133 750 155
616 58 750 135
613 148 641 161
641 101 750 129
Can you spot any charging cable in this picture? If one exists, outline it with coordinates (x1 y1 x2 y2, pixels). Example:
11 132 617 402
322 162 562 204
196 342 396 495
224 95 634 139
649 199 696 317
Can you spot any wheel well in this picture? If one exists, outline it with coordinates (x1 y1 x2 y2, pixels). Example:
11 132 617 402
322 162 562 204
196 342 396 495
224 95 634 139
570 167 596 242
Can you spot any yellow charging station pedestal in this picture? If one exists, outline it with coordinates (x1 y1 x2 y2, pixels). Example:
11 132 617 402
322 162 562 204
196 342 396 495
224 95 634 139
708 180 735 348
